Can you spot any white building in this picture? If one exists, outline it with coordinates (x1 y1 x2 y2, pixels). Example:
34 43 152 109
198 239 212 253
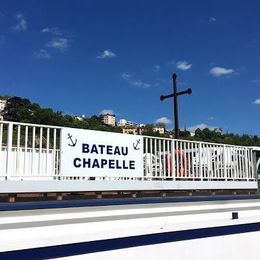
100 113 116 127
0 99 7 121
75 115 85 121
117 119 137 127
118 119 127 127
153 126 165 134
0 100 7 113
122 126 145 135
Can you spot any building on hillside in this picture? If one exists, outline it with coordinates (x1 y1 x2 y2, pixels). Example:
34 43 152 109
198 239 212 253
122 126 145 135
117 119 126 127
122 127 138 135
153 123 165 134
0 99 7 113
100 113 116 127
117 119 138 127
123 125 165 136
75 117 83 121
153 126 165 135
0 99 7 121
75 115 85 121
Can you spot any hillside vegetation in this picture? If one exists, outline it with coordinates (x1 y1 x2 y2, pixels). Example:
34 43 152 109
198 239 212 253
1 96 260 146
2 96 122 133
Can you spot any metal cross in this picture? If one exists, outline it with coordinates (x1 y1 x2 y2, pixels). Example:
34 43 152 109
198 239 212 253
160 73 192 139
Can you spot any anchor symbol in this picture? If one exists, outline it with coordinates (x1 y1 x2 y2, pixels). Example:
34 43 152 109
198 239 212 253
133 139 141 150
68 133 77 147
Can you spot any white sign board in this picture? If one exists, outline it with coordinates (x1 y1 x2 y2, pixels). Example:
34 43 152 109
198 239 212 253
60 128 143 177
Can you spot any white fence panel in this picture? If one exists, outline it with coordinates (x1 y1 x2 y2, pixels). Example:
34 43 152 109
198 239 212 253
143 136 256 181
0 121 258 183
0 147 56 180
0 121 60 180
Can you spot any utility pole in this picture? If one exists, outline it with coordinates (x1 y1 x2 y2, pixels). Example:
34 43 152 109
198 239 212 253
160 73 192 139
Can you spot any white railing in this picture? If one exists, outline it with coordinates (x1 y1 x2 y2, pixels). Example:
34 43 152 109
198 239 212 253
143 137 256 181
0 121 60 180
0 121 258 182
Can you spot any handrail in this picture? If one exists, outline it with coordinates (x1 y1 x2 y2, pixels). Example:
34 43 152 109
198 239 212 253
0 121 62 129
1 120 258 149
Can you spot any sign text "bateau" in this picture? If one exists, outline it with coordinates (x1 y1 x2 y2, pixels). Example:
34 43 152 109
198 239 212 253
82 143 129 156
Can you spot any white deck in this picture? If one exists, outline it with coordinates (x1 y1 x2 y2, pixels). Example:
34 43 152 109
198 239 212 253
1 198 260 259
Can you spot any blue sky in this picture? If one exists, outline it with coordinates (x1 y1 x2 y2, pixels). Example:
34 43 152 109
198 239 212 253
0 0 259 135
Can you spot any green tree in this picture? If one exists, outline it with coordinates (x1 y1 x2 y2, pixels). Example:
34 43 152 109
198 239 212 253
2 96 260 145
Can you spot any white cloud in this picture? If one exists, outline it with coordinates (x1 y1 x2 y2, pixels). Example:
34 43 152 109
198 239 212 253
121 73 132 80
154 65 160 72
143 83 151 88
176 61 192 71
155 117 172 125
13 13 27 32
253 99 260 105
131 80 151 88
41 27 62 36
209 17 217 22
46 38 69 51
34 49 51 59
100 109 115 115
251 79 260 83
121 72 151 88
187 123 218 132
97 50 116 59
209 66 235 77
208 116 215 120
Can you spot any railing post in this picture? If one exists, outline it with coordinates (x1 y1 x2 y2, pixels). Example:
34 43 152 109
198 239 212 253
6 122 13 180
199 142 203 180
253 151 260 194
223 145 227 181
245 149 249 181
171 139 176 181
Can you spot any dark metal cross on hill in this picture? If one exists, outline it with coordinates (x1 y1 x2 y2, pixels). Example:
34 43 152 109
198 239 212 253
160 73 192 139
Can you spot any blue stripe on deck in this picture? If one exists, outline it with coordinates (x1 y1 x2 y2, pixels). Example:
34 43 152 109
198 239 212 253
1 221 260 259
0 195 260 211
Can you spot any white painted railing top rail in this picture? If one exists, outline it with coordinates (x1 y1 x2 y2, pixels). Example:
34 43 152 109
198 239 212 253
0 121 259 182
